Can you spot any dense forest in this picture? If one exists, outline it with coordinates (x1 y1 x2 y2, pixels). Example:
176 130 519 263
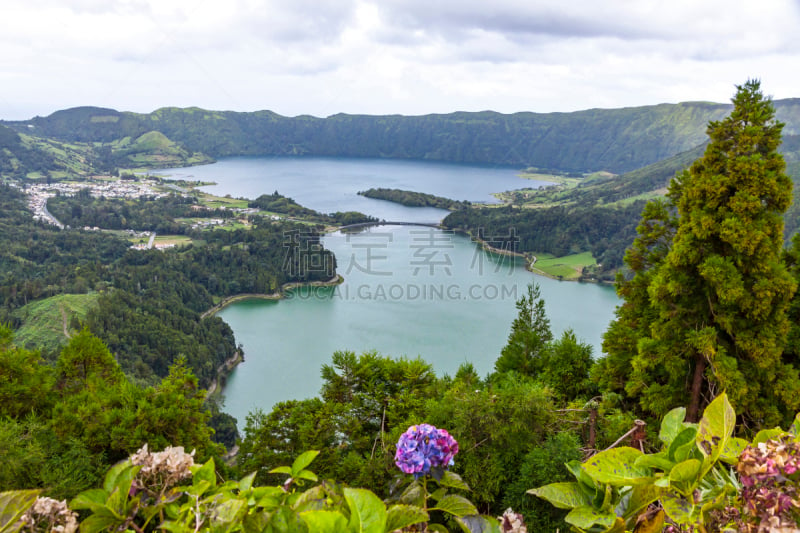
0 183 336 388
5 99 800 176
47 193 234 234
443 202 644 281
248 191 377 225
358 188 471 210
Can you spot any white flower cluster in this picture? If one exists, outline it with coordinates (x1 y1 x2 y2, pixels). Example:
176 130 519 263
130 444 195 486
19 497 78 533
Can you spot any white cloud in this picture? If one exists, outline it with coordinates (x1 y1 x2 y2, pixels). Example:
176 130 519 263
1 0 799 119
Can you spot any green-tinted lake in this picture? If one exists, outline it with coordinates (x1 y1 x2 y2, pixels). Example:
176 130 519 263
156 157 620 425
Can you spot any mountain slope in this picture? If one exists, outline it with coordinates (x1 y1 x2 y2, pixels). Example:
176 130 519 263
7 99 800 175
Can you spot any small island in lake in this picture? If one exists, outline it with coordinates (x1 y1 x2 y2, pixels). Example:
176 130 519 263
357 187 471 210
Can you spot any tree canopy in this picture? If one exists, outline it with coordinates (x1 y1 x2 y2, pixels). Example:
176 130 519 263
601 80 800 426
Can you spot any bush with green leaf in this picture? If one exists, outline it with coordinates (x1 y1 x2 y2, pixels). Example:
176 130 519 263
531 392 800 532
0 425 510 532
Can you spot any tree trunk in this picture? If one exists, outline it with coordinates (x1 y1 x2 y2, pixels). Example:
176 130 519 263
686 354 707 422
587 405 598 450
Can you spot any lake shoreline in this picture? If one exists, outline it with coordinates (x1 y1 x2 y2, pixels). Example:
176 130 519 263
200 274 345 319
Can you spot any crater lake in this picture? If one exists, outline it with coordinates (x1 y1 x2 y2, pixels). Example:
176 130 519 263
155 156 620 425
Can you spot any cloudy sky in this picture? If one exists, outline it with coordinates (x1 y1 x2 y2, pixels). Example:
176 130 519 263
2 0 799 120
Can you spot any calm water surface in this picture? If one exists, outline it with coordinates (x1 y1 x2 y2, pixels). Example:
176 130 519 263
156 156 541 223
157 157 620 425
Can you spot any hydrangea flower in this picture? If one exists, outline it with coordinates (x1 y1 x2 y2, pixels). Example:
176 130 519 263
395 424 459 477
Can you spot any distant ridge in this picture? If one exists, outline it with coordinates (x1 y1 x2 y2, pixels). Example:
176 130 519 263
5 99 800 174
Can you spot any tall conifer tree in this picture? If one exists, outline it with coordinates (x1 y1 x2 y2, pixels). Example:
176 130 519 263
602 80 799 426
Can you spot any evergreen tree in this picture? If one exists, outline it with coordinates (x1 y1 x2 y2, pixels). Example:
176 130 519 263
601 80 798 426
494 283 552 376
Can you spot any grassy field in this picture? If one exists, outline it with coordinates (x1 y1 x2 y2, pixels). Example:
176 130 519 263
12 293 100 355
528 251 596 280
154 235 194 247
199 192 249 209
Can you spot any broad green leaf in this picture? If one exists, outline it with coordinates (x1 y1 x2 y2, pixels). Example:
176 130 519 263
752 428 784 445
790 412 800 439
102 460 131 494
299 510 348 533
239 472 257 492
634 452 675 472
660 492 698 526
605 517 627 533
564 505 617 530
242 511 271 533
659 407 687 446
566 460 595 486
78 513 125 533
291 451 320 477
528 482 592 510
696 393 735 466
294 485 327 513
193 458 217 490
186 480 212 497
106 464 139 516
620 484 662 521
0 489 39 533
295 470 318 483
70 489 108 513
668 459 702 495
455 514 502 533
385 505 429 532
211 499 246 533
398 481 425 508
720 437 748 464
161 520 191 533
439 471 471 491
668 459 701 483
264 506 307 533
429 488 447 503
431 494 478 517
428 525 449 533
344 487 387 533
581 447 653 486
668 427 698 463
269 466 292 476
600 483 615 512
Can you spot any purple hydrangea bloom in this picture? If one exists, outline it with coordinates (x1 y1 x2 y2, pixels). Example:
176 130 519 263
395 424 459 477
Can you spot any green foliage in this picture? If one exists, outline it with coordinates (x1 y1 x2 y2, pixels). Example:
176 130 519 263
600 80 800 426
532 393 799 532
494 283 552 376
0 489 40 533
358 188 470 210
47 193 229 234
0 325 54 418
4 447 500 533
443 202 644 278
541 329 595 400
5 101 751 174
426 373 556 511
502 432 583 532
249 191 376 225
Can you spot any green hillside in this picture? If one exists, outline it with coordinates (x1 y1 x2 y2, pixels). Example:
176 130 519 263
5 100 799 175
11 292 99 355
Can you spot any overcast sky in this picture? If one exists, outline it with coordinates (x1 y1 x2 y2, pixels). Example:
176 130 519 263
2 0 800 120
